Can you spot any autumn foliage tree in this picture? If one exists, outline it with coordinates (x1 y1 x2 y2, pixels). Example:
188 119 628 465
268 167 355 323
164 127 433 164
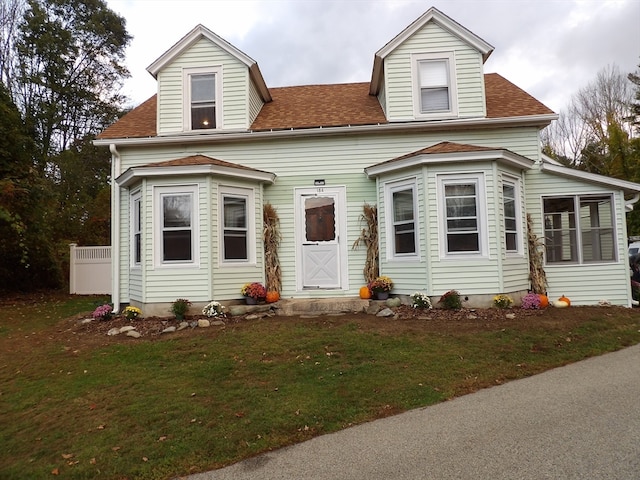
0 0 130 290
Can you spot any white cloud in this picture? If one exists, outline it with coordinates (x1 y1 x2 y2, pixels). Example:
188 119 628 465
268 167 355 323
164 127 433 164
107 0 640 114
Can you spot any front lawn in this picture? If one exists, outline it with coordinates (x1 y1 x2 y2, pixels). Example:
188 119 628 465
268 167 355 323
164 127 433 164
1 293 639 479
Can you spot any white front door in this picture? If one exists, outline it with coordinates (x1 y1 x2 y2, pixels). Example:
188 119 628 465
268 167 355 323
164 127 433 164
296 187 345 289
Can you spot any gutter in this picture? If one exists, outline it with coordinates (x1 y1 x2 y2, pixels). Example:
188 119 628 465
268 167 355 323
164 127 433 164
93 114 559 148
625 194 640 212
109 144 121 314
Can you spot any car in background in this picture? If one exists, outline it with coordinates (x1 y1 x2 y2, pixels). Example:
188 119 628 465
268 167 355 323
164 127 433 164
629 242 640 257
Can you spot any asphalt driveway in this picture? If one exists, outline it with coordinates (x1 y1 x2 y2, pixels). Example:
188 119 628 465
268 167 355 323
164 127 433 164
182 343 640 480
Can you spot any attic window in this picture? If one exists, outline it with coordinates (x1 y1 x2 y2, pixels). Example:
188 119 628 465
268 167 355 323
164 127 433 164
191 74 216 129
419 60 449 112
183 66 222 131
412 52 458 118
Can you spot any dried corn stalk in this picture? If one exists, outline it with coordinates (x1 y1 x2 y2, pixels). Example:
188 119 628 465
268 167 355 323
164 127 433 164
527 213 547 294
352 203 379 283
263 203 281 292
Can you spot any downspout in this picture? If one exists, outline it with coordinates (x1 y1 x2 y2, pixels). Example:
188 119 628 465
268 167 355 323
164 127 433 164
625 194 640 212
109 143 121 314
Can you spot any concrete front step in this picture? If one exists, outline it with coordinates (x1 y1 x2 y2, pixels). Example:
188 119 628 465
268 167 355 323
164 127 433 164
275 297 371 316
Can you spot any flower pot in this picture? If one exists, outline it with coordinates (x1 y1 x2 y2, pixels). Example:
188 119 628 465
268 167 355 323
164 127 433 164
375 291 389 300
245 297 258 305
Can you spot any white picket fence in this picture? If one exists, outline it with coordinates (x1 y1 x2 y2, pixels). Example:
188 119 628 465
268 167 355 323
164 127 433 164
69 243 112 295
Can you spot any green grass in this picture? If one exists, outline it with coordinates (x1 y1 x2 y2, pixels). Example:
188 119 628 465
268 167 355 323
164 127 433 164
1 295 640 479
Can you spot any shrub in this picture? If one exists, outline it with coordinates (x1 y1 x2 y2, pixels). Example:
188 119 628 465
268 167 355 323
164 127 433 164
438 290 462 310
170 298 191 317
411 292 432 309
521 293 541 310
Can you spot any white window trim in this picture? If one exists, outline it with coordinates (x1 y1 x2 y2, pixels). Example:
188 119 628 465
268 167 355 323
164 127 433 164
437 173 488 259
542 193 618 266
384 177 419 261
502 175 523 256
130 190 142 268
411 52 458 119
153 185 199 268
218 185 256 266
183 65 223 132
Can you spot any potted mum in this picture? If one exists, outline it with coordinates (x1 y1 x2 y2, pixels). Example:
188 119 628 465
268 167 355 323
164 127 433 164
368 275 393 300
241 282 266 304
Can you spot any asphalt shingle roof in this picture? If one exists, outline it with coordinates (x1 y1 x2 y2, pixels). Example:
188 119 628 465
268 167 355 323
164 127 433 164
97 73 554 140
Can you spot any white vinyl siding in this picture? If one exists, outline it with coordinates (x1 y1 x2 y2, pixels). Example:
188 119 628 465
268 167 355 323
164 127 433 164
383 21 485 121
156 37 251 135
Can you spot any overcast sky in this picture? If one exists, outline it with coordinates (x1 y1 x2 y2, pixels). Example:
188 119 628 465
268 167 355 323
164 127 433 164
106 0 639 114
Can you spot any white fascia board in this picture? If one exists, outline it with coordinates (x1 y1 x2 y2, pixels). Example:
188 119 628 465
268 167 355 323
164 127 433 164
540 162 640 194
365 149 534 178
147 24 256 77
375 7 494 61
93 114 558 148
116 164 276 188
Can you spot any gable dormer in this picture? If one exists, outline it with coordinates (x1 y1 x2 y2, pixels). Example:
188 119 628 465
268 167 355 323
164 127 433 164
370 7 493 122
147 25 271 136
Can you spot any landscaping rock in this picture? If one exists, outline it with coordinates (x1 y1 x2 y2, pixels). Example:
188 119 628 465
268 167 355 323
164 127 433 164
376 307 395 317
177 321 189 331
126 330 141 338
386 297 401 308
107 328 120 336
197 319 210 328
211 320 225 326
80 318 93 325
505 313 516 319
119 326 136 333
161 326 176 333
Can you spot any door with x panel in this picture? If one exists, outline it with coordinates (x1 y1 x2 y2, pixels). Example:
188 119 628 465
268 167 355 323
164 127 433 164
297 189 343 289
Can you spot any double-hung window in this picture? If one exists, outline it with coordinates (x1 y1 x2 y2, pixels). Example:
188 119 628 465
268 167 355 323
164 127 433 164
385 179 418 259
438 174 487 256
155 185 198 266
413 53 457 117
502 179 520 253
131 192 142 266
184 66 222 131
543 195 616 264
220 186 254 263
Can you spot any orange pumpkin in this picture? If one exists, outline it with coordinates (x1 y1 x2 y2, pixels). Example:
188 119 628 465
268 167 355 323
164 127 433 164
538 294 549 308
558 295 571 306
359 286 372 299
265 291 280 303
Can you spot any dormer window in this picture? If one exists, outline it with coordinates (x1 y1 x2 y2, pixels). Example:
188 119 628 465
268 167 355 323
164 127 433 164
183 66 222 131
191 74 216 129
412 52 457 119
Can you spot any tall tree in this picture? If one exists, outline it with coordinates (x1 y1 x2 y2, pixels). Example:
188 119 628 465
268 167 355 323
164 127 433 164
629 62 640 133
14 0 131 159
0 83 61 290
542 64 636 176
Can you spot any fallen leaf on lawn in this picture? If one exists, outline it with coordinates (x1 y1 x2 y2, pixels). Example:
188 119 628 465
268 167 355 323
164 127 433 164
234 412 245 418
90 458 96 465
112 446 121 451
142 457 148 462
158 436 167 442
96 424 105 430
51 468 59 475
61 453 73 459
